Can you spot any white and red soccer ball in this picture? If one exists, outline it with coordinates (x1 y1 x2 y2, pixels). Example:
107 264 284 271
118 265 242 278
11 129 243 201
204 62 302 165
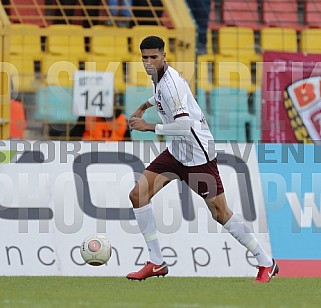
80 234 112 266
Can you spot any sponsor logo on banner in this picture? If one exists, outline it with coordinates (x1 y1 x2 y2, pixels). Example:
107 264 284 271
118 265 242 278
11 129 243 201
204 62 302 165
285 76 321 142
262 51 321 143
0 141 270 276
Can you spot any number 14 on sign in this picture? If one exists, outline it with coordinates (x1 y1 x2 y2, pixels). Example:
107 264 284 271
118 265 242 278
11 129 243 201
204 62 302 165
73 71 114 117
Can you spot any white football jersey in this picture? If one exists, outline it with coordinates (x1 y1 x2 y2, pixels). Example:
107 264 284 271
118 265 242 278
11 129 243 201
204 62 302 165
148 65 216 166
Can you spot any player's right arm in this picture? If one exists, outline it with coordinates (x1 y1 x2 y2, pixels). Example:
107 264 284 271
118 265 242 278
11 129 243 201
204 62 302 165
130 100 153 119
130 94 156 119
128 96 155 130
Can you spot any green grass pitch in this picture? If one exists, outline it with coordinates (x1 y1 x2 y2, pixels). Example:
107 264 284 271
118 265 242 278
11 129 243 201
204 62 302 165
0 276 320 307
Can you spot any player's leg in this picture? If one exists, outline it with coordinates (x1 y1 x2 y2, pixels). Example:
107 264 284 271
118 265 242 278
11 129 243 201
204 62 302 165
127 149 180 280
127 150 178 280
206 192 272 263
128 169 170 272
205 193 278 282
186 159 278 283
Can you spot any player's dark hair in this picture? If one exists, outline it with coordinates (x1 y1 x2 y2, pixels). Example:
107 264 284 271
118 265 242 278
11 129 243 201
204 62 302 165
140 36 165 51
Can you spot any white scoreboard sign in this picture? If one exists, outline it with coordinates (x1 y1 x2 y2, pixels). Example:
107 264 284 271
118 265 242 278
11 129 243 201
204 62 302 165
73 70 114 117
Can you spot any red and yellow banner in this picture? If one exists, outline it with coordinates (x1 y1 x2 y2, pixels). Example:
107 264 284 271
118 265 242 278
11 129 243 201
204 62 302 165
262 51 321 143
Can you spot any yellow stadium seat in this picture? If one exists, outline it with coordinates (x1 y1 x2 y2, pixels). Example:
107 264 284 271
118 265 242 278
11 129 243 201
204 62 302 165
46 24 87 60
197 54 215 92
300 29 321 54
90 26 131 62
261 27 297 52
206 28 214 55
85 57 126 93
9 24 43 92
197 55 255 92
42 55 79 87
9 55 41 92
9 23 42 56
131 26 176 62
217 26 260 61
213 57 254 92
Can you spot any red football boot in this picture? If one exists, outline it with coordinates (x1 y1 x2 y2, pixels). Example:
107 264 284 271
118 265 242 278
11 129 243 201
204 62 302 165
255 259 279 283
126 261 168 280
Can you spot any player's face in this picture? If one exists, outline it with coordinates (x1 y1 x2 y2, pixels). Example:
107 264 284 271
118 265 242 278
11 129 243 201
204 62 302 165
141 48 165 75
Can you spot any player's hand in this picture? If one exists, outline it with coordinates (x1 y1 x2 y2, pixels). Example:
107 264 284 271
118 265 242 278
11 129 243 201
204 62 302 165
128 117 148 131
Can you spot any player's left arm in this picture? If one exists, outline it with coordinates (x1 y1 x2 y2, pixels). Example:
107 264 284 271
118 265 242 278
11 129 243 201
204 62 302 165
129 116 191 135
155 75 192 136
155 117 191 136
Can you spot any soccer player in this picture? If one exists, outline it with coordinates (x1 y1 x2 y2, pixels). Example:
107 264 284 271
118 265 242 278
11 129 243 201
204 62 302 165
127 36 279 283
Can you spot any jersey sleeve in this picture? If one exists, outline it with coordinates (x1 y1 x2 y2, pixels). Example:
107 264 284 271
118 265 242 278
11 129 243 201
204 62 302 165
163 75 189 119
148 96 156 106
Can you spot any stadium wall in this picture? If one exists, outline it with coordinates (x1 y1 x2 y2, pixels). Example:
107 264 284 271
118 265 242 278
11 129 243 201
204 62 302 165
0 141 320 277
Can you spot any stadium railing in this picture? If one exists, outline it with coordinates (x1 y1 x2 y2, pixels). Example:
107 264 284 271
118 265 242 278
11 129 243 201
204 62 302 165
0 0 195 140
2 1 321 142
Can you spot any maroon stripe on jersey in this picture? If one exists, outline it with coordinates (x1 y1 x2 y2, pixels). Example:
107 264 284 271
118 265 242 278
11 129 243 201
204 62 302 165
191 128 210 162
174 113 189 119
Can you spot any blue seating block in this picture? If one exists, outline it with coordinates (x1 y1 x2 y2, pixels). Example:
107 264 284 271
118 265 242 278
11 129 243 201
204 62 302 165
250 88 262 142
209 87 254 142
197 88 212 127
35 86 77 123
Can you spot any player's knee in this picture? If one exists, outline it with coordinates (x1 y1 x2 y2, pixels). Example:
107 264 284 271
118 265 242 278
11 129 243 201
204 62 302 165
129 189 137 204
129 187 140 208
206 197 228 224
129 186 151 208
209 204 232 225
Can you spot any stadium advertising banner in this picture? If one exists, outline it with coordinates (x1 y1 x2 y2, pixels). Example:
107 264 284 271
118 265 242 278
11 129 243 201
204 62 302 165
0 141 270 277
258 144 321 277
262 51 321 143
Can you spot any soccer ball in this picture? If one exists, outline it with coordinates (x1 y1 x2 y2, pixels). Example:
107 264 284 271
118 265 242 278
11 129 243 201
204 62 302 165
80 234 112 266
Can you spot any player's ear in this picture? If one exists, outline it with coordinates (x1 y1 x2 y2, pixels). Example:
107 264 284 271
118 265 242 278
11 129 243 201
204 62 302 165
163 52 166 58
